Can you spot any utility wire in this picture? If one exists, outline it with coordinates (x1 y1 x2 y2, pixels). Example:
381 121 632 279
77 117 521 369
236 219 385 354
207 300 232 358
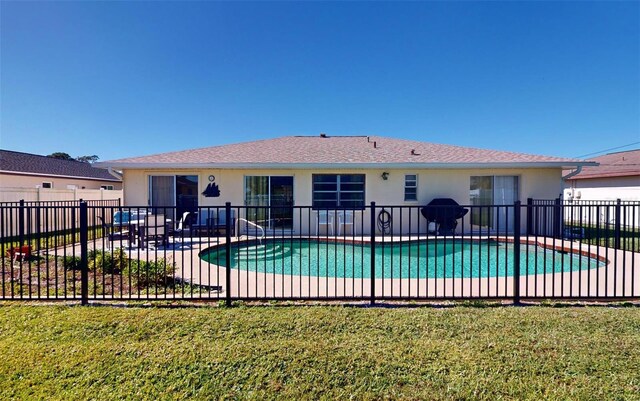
575 141 640 159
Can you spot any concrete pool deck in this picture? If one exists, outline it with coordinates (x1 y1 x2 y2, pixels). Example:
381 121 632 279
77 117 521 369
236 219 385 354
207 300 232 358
125 235 640 300
43 235 638 301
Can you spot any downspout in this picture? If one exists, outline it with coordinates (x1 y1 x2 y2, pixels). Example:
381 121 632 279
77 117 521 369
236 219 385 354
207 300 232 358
107 167 123 181
561 166 582 200
562 165 582 180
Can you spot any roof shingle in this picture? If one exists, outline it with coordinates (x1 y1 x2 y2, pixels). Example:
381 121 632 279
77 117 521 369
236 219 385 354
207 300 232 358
564 149 640 180
98 135 587 168
0 150 120 181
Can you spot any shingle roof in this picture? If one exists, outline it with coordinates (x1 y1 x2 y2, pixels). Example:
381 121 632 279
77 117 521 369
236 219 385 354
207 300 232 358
564 149 640 180
97 135 589 168
0 150 120 181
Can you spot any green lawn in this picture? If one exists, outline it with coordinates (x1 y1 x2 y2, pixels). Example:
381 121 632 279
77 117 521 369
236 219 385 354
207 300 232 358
0 304 639 400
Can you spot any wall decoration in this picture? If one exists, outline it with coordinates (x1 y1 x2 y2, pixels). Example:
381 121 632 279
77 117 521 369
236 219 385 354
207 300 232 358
202 175 221 197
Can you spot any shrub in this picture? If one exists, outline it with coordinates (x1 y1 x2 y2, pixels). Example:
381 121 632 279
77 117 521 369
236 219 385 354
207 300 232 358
89 249 128 274
61 256 81 270
124 258 176 288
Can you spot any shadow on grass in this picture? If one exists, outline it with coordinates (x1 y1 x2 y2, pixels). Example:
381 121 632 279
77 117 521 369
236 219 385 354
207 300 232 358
14 298 633 310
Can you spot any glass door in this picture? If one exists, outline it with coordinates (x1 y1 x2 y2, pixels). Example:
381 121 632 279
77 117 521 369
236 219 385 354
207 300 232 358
245 176 294 230
470 176 519 232
150 176 175 208
245 176 270 228
494 176 518 232
270 176 294 230
149 175 198 220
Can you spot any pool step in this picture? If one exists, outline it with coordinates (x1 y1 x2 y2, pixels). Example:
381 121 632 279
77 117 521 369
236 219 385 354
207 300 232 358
236 245 293 262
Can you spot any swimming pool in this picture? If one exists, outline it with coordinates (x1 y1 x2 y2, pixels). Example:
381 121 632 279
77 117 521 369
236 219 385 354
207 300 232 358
200 239 605 279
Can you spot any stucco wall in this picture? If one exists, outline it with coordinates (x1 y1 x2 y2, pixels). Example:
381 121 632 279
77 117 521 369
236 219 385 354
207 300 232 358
122 167 561 234
564 175 640 201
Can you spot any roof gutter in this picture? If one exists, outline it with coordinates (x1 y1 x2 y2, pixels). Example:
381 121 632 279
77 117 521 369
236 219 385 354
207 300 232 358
107 167 123 181
95 161 599 170
562 165 583 180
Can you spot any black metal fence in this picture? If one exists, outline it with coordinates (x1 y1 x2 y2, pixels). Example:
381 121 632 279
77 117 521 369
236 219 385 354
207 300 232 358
0 200 638 304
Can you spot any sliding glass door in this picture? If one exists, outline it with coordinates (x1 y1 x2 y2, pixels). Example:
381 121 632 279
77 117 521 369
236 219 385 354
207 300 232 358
149 175 198 219
470 176 519 232
245 176 294 230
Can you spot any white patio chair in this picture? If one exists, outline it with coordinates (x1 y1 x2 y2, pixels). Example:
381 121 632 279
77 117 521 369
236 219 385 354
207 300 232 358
315 210 334 236
171 211 191 242
337 210 356 236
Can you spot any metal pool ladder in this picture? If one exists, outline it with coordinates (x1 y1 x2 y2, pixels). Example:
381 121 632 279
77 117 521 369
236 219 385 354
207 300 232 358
236 218 266 244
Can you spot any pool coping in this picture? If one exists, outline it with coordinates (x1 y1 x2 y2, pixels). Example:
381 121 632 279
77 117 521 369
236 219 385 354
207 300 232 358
185 235 638 299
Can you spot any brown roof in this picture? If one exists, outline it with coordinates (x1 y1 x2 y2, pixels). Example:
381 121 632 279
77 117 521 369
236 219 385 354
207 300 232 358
564 149 640 180
98 135 588 169
1 149 120 181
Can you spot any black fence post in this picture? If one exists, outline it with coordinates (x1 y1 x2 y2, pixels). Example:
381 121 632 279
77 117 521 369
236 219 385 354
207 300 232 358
79 201 89 305
526 198 533 236
513 201 521 304
18 199 25 248
614 198 622 249
225 202 232 307
370 201 376 305
553 198 562 239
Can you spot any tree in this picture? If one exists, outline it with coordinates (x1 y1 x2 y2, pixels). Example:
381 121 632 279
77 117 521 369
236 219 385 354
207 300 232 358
75 155 99 164
47 152 74 161
47 152 100 163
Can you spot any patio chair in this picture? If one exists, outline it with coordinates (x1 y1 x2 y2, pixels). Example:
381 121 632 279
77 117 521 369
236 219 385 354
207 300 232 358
337 210 356 236
98 216 130 249
315 210 334 236
210 208 236 236
141 214 168 249
191 209 209 236
170 211 191 242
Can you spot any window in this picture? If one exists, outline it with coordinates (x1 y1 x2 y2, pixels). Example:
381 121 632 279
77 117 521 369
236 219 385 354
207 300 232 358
101 185 114 190
41 182 52 189
404 174 418 201
312 174 365 209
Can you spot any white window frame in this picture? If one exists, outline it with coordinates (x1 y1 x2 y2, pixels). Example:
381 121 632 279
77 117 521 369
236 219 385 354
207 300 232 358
41 182 53 189
101 185 114 190
404 174 418 202
312 174 365 209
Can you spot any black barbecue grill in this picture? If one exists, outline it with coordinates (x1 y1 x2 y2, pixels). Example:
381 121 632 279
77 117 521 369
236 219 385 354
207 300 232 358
420 198 469 235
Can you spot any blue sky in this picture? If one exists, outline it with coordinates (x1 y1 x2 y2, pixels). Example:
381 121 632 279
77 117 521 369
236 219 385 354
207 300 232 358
1 1 638 161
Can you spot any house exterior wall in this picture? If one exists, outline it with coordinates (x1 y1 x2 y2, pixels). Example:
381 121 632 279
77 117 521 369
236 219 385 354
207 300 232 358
122 167 562 234
0 172 122 190
564 176 640 201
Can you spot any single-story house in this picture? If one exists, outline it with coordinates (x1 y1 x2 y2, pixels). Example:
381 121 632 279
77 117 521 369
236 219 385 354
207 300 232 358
0 149 123 191
96 135 594 234
563 148 640 201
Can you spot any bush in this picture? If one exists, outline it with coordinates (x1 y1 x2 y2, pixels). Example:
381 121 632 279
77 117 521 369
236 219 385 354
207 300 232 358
124 258 176 288
89 249 128 274
61 256 81 270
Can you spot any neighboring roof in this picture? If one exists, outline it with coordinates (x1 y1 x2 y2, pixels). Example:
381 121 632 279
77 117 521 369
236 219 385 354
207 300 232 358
0 150 121 182
96 135 594 170
564 148 640 180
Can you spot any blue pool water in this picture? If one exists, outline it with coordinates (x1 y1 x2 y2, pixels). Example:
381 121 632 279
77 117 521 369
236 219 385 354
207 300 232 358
200 239 604 279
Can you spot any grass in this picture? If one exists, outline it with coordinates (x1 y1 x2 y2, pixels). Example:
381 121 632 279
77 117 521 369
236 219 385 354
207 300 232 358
1 226 105 253
0 305 638 400
573 224 640 252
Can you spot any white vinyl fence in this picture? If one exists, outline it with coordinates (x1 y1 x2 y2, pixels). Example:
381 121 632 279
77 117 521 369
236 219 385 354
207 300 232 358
0 187 123 203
